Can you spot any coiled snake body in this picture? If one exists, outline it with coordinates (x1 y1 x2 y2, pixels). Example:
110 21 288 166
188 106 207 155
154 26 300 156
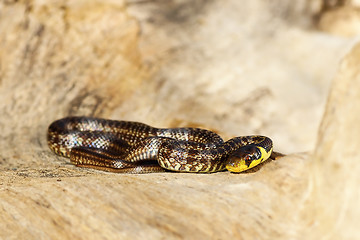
47 117 274 173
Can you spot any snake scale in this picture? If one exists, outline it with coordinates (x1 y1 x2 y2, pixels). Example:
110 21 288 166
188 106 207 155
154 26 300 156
47 117 274 173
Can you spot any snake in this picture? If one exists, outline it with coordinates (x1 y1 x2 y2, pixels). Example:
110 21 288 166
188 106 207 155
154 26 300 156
47 116 274 173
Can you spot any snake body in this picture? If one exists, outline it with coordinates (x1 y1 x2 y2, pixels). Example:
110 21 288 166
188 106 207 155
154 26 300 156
47 117 273 173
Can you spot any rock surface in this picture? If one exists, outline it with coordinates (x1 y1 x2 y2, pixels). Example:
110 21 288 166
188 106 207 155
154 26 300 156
317 1 360 37
303 42 360 240
0 0 359 239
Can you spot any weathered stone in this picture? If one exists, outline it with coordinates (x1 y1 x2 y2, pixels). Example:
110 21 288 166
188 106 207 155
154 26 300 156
317 6 360 37
302 42 360 240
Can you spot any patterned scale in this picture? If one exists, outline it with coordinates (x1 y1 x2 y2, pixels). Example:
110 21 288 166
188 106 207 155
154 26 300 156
48 117 273 173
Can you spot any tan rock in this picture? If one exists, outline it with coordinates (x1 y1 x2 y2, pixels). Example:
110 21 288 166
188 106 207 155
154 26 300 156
318 6 360 37
303 42 360 240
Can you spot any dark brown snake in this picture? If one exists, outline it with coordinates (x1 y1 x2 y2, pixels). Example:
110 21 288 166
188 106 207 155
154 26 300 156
47 117 274 173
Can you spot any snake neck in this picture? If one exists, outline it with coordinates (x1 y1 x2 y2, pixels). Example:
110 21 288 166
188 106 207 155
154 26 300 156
222 136 273 153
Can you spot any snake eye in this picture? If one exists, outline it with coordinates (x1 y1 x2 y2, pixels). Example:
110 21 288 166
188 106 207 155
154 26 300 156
243 146 262 166
244 155 252 166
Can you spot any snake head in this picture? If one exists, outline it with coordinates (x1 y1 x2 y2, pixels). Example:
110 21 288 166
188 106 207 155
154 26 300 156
226 145 265 173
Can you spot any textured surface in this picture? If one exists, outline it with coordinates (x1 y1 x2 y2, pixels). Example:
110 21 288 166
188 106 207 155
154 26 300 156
317 2 360 37
303 42 360 240
0 0 360 239
0 157 307 239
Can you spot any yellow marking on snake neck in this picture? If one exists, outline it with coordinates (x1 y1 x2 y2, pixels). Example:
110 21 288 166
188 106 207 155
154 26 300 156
226 147 272 173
